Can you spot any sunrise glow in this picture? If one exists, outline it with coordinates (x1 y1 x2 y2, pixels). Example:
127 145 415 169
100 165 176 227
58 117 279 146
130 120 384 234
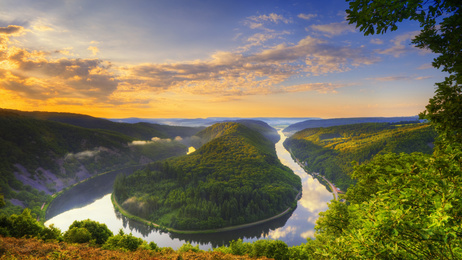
0 0 444 118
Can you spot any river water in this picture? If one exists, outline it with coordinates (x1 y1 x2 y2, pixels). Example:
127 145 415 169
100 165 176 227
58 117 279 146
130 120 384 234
45 130 333 249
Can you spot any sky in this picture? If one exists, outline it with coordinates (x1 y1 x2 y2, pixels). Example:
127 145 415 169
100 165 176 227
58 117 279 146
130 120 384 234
0 0 446 119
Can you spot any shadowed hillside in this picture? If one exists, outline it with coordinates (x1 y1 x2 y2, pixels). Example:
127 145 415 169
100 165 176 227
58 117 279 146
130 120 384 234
0 109 198 219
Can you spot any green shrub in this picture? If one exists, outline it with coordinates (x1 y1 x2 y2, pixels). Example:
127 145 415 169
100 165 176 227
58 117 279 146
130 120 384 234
102 229 144 252
67 219 113 245
177 243 202 253
64 227 92 243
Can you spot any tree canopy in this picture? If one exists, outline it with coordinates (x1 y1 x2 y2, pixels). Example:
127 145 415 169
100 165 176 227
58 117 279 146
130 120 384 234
303 1 462 258
346 0 462 143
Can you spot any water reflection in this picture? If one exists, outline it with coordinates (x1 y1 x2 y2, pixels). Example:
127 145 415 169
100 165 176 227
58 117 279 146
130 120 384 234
262 130 333 243
45 130 334 249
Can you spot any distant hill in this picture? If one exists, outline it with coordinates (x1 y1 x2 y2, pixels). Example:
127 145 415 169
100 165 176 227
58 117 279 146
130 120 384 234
194 119 280 145
0 109 195 218
114 122 301 230
284 122 437 191
110 117 316 127
283 116 420 134
2 109 204 140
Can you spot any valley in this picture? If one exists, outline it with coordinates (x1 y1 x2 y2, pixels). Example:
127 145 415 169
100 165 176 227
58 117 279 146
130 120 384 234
0 110 446 253
44 128 332 249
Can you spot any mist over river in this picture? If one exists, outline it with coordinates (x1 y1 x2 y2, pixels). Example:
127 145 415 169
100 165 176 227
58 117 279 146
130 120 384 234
45 130 333 249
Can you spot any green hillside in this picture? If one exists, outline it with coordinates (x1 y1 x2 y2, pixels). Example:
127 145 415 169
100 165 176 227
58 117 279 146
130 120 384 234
114 122 301 230
1 109 204 140
0 110 189 218
283 122 437 190
283 116 420 134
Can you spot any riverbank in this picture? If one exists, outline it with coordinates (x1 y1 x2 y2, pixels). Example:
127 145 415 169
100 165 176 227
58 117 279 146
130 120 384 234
43 164 144 223
111 190 301 234
287 148 339 200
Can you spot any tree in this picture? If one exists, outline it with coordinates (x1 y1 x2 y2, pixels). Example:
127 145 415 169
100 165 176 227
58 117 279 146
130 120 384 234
39 224 62 241
9 208 42 238
64 227 92 244
66 219 113 245
0 193 5 208
309 1 462 258
102 229 145 252
346 0 462 143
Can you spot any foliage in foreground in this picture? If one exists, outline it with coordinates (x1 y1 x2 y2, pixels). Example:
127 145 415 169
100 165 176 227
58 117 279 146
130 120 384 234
0 236 277 260
304 0 462 258
0 211 301 259
311 144 462 258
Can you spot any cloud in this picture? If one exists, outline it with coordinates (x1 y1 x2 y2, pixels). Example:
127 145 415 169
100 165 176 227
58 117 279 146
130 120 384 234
88 46 99 56
367 75 431 81
1 24 379 106
248 13 291 24
377 31 419 57
120 35 378 98
129 137 174 146
298 13 317 20
370 38 383 45
417 63 433 70
268 226 297 239
415 76 432 80
300 230 316 239
244 13 291 31
0 25 25 47
283 82 346 94
0 27 119 102
65 147 109 160
368 76 411 81
0 25 24 35
238 30 291 51
33 24 54 32
309 21 356 36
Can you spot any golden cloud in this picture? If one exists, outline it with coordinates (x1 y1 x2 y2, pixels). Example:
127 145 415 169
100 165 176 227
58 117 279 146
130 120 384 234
1 24 378 106
0 25 24 35
120 35 377 97
0 29 118 102
88 46 100 56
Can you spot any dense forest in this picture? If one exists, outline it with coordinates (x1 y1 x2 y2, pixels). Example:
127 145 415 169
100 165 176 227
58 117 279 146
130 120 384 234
0 109 199 219
283 116 420 134
2 108 205 140
297 0 462 258
284 122 437 190
114 122 301 230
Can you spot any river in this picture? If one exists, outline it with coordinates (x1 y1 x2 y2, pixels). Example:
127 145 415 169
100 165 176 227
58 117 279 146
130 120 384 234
45 130 333 249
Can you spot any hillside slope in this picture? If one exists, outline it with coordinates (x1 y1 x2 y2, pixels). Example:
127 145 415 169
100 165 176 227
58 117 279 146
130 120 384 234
283 116 420 134
283 122 437 190
2 109 204 140
114 122 301 230
0 110 189 218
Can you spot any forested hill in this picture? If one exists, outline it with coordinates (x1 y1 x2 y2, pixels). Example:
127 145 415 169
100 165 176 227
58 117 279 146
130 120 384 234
114 122 302 230
284 122 437 191
283 116 420 134
231 120 280 143
193 119 279 147
1 109 204 140
0 109 193 219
